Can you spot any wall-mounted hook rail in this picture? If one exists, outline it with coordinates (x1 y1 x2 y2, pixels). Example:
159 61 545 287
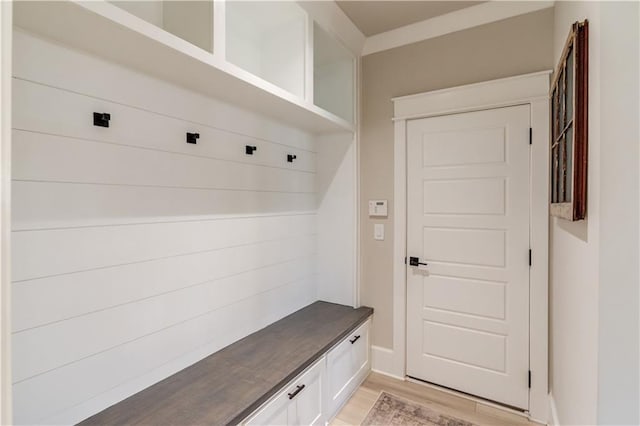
245 145 257 155
287 154 297 163
186 132 200 144
93 112 111 127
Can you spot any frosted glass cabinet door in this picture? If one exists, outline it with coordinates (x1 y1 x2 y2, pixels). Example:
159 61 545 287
226 1 307 98
313 23 355 123
110 1 214 52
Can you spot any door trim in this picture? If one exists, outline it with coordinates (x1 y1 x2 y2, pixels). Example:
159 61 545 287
382 71 551 424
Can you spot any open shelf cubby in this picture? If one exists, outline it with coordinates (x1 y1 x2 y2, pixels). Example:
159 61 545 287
110 1 214 53
314 23 355 124
13 1 355 133
226 1 307 99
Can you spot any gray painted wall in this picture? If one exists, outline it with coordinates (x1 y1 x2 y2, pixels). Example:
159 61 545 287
359 8 555 348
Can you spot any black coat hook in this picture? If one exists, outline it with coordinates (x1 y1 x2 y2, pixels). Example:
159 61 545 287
93 112 110 128
287 154 297 163
186 132 200 144
245 145 257 155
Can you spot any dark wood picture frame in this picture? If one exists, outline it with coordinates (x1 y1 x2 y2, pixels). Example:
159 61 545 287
550 20 588 220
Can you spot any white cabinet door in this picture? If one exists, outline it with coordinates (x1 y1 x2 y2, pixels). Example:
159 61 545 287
290 359 324 426
326 320 370 417
406 105 531 409
244 388 292 426
244 320 372 426
244 357 325 426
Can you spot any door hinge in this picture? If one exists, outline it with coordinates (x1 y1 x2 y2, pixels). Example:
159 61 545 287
528 370 532 388
529 249 532 266
529 127 532 145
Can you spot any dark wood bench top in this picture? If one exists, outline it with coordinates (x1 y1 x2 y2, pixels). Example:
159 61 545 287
79 301 373 426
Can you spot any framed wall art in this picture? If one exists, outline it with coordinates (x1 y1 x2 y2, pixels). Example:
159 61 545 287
550 20 589 220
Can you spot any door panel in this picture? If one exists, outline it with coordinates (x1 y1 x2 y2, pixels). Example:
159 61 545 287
423 227 506 266
421 321 507 372
423 178 506 215
406 105 530 409
423 276 506 319
421 127 506 166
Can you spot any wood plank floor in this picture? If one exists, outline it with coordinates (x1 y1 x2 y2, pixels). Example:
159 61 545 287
331 372 543 426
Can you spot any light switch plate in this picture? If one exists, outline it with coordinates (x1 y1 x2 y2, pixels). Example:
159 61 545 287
368 200 388 217
374 223 385 240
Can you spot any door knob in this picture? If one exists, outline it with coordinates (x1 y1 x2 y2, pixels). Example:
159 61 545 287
409 257 428 267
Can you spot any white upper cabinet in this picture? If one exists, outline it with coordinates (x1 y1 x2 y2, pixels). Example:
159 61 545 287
110 1 214 52
14 0 357 132
313 23 355 124
226 1 307 99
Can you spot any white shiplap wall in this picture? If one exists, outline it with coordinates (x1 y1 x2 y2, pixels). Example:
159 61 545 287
11 30 319 425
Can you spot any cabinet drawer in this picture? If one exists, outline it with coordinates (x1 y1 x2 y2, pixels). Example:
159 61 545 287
244 357 325 426
326 320 370 417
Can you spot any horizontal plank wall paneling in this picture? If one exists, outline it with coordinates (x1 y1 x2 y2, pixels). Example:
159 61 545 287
15 278 316 426
14 136 314 191
12 181 316 229
11 31 319 424
12 79 317 173
13 235 316 332
14 256 315 382
13 212 316 282
13 130 314 195
12 30 316 152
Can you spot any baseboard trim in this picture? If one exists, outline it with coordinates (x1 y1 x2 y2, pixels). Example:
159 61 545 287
548 391 560 426
371 345 404 380
370 367 405 382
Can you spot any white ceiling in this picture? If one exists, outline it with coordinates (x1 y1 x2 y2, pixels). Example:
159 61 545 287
336 1 486 36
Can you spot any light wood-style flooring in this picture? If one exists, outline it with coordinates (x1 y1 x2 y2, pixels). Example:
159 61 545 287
331 372 543 426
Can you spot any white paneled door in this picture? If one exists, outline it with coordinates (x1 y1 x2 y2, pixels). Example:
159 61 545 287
406 105 531 410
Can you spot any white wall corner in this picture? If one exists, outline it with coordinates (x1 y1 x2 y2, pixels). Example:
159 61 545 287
362 1 555 56
549 391 560 426
371 345 404 380
296 0 365 57
0 1 12 423
316 132 357 307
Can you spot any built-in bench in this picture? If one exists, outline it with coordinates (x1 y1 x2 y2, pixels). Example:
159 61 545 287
79 301 373 425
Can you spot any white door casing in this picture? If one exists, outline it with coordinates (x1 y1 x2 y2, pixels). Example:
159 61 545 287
406 105 531 409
